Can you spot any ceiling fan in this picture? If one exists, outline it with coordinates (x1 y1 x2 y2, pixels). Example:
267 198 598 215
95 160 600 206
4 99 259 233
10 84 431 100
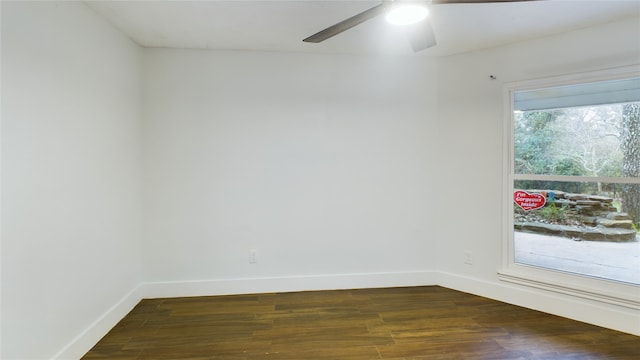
303 0 539 52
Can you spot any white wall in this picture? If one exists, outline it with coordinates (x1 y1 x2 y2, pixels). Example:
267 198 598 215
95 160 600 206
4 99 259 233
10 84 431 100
434 17 640 334
1 2 142 359
142 50 439 294
2 3 639 358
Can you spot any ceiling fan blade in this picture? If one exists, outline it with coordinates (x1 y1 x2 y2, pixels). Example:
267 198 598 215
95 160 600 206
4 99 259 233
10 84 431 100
303 2 390 43
407 18 437 52
431 0 538 4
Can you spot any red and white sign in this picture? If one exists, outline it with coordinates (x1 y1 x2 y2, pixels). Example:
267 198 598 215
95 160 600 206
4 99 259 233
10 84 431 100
513 190 546 211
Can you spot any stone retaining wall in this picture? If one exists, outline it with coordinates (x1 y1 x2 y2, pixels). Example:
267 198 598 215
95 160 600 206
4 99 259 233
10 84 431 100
515 190 637 242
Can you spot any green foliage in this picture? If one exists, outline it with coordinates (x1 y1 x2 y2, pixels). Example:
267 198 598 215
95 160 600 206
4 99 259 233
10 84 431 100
514 111 558 175
514 104 630 179
514 179 583 195
612 200 622 212
539 203 569 223
553 158 584 176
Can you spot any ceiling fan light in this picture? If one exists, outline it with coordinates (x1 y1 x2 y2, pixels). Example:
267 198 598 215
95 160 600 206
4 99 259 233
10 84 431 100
385 4 429 26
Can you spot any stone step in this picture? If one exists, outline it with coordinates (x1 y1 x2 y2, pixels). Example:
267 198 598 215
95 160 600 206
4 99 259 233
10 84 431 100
596 218 634 229
607 212 632 221
588 195 614 203
514 222 637 242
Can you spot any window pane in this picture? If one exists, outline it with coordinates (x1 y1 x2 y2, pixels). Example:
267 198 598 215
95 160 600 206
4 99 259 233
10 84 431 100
513 180 639 284
514 102 640 179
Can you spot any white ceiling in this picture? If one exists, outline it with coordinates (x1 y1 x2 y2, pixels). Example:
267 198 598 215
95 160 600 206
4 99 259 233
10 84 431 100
85 0 640 57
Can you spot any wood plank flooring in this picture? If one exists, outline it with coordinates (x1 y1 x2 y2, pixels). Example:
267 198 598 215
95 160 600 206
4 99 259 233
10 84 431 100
82 286 640 359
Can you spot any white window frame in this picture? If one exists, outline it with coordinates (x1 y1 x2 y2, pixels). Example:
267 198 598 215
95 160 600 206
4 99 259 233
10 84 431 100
499 65 640 310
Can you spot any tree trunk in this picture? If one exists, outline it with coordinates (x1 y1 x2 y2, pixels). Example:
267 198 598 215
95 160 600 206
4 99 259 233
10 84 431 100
621 103 640 226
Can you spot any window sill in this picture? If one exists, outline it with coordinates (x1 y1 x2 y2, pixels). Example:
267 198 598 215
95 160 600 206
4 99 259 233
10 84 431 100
498 268 640 310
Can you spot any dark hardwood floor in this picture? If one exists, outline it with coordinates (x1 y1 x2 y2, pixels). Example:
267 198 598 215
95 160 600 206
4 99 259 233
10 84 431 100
82 286 639 359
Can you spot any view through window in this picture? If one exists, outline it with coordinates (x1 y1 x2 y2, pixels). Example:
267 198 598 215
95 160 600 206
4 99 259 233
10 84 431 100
512 77 640 285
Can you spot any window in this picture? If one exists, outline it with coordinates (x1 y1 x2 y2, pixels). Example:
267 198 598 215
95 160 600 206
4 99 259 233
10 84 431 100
500 67 640 308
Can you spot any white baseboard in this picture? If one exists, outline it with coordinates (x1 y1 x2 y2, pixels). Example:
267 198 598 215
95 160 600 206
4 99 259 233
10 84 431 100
437 271 640 336
142 271 439 299
52 285 143 360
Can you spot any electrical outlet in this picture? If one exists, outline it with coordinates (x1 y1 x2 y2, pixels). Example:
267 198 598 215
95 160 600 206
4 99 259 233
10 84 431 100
464 251 473 265
249 249 257 264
